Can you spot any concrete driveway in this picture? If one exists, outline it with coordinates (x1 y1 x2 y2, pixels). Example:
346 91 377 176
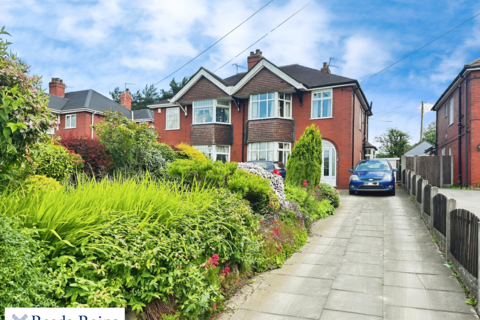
228 190 478 319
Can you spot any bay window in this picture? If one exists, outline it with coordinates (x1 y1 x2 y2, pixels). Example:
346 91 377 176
247 142 291 164
194 145 230 162
166 107 180 130
311 89 332 119
249 92 292 120
193 99 231 124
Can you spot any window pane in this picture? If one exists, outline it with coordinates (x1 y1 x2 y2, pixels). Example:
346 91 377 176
193 100 214 107
260 101 267 118
268 100 274 117
279 93 284 99
259 151 266 160
286 102 291 117
267 150 274 161
71 115 76 127
322 99 332 117
279 100 284 117
251 143 258 151
313 100 321 118
251 151 258 160
252 95 258 101
194 107 213 123
260 93 267 100
217 100 230 106
323 91 331 98
216 145 229 153
216 107 229 123
268 93 274 99
324 150 330 176
259 142 266 150
313 93 320 99
267 142 274 149
216 154 227 163
278 143 284 148
252 102 258 118
285 93 291 100
331 148 336 176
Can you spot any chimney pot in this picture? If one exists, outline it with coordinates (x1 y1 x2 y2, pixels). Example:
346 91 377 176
247 49 263 70
49 77 66 97
320 62 331 74
120 89 132 110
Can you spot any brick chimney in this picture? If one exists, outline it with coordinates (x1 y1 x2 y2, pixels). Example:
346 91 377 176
321 62 331 74
49 78 66 97
120 89 132 110
247 49 263 70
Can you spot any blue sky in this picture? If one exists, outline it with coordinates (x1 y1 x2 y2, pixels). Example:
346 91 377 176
2 0 480 146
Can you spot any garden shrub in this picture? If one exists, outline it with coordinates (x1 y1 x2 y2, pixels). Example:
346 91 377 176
60 136 113 177
284 185 334 221
29 141 83 181
174 143 207 161
0 27 57 187
24 175 61 191
0 216 56 318
286 124 323 188
157 143 177 162
315 183 340 208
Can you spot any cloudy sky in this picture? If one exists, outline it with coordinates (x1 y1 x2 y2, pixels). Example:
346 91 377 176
2 0 480 145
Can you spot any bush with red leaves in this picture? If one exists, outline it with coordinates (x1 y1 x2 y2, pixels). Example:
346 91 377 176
60 136 114 177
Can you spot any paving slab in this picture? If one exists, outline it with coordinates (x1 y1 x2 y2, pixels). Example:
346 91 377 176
227 190 476 320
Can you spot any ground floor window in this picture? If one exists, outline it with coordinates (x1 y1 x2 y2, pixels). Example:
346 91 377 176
247 142 291 164
193 145 230 162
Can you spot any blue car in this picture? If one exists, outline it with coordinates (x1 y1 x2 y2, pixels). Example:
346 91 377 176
247 161 287 179
348 159 397 196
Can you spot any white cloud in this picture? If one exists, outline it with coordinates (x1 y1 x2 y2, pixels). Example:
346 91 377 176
340 36 392 80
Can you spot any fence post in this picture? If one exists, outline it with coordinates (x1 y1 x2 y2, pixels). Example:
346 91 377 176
450 155 454 186
445 198 456 257
405 170 409 190
421 179 428 215
414 155 418 175
430 187 438 230
440 156 444 188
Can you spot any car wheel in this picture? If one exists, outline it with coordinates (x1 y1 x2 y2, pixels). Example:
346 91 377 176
349 190 355 195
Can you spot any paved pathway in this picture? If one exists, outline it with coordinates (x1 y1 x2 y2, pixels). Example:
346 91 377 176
229 190 478 319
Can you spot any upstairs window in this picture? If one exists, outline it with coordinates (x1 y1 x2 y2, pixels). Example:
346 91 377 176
449 98 454 125
193 99 231 124
65 114 76 128
249 92 292 120
311 89 332 119
166 107 180 130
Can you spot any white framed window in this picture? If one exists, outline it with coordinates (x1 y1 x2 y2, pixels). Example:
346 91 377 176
359 109 363 131
249 92 292 120
194 145 230 162
311 89 332 119
449 98 454 125
166 107 180 130
247 142 291 164
442 148 446 156
65 114 76 129
449 147 452 156
193 99 231 124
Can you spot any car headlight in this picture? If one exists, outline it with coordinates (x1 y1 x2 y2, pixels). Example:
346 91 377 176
350 175 360 181
383 174 393 181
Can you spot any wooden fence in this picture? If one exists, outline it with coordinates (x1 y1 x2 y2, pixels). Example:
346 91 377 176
450 209 478 278
402 155 453 187
402 170 479 298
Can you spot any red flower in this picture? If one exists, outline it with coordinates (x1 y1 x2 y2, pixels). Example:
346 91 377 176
315 185 318 189
303 180 308 187
274 220 277 224
269 203 273 207
259 221 263 224
213 305 217 310
277 246 282 250
274 228 279 234
74 161 79 165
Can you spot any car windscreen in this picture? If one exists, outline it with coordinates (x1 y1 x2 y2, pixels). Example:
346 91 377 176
252 162 269 169
355 160 390 172
273 162 286 169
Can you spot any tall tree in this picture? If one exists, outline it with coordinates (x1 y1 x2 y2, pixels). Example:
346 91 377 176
375 128 411 158
423 121 436 145
109 87 122 103
159 77 189 100
286 124 323 188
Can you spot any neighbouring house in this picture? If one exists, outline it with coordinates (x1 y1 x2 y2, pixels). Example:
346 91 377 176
46 78 154 139
431 57 480 187
365 141 378 159
148 50 372 188
404 140 433 156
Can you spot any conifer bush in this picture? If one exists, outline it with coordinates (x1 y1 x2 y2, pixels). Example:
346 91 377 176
285 124 323 188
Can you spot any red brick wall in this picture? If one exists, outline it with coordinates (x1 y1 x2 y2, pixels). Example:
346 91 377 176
154 106 192 146
54 112 105 139
177 77 229 103
467 71 480 186
246 119 294 143
190 124 233 145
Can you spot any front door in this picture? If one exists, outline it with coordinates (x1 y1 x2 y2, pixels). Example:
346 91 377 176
321 141 336 187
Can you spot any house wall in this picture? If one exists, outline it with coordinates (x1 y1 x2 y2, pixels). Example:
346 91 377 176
153 82 368 189
436 70 480 186
54 112 105 139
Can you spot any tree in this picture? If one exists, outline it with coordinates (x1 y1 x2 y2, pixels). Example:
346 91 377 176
0 27 56 186
423 121 436 145
109 87 122 103
374 128 411 158
159 77 189 100
286 124 323 188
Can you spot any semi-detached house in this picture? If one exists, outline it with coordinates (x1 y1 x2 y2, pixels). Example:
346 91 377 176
148 50 373 189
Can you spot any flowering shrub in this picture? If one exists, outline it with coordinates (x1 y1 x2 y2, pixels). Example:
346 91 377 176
24 175 61 191
315 183 340 208
284 185 334 221
0 27 56 186
174 143 207 161
60 136 113 177
28 141 83 181
237 162 287 209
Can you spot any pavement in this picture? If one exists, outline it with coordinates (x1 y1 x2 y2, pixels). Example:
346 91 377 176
227 189 478 320
437 188 480 215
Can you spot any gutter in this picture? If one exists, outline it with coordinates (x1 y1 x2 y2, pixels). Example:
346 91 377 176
458 83 463 188
464 77 469 187
352 88 358 167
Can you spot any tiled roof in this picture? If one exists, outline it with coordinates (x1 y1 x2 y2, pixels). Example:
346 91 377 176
365 141 378 150
223 64 355 89
466 57 480 67
47 90 152 121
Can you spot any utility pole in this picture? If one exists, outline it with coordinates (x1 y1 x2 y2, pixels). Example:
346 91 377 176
420 101 424 142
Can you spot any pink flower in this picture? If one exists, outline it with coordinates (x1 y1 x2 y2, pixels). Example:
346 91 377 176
303 180 308 187
274 220 277 224
315 185 318 189
259 221 263 224
274 228 279 234
269 203 273 207
213 305 217 310
277 246 282 250
123 150 126 153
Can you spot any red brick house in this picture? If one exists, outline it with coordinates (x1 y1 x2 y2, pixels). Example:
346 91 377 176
432 58 480 187
148 50 372 188
47 78 154 139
